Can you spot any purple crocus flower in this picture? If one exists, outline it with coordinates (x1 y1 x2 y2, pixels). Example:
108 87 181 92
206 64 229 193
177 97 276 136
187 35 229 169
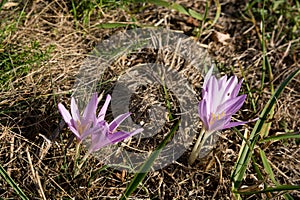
58 93 98 141
88 94 143 153
198 67 247 133
189 67 249 165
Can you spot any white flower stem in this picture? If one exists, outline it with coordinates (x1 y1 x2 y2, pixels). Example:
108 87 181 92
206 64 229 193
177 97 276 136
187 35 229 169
77 152 90 170
74 149 91 177
73 141 81 177
188 127 209 165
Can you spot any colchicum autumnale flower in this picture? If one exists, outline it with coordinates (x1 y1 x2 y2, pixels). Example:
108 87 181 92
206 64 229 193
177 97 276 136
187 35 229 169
199 67 247 132
88 94 143 153
58 93 98 142
189 67 248 165
58 93 143 153
59 93 143 175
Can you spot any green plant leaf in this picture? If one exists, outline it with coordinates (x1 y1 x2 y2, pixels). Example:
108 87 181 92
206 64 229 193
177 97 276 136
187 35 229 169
171 3 189 15
148 0 170 7
188 8 203 20
231 68 300 189
147 0 203 22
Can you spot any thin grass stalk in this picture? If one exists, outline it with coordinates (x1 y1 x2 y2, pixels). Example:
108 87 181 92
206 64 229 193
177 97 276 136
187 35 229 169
259 132 300 143
0 164 29 200
234 185 300 195
260 0 275 138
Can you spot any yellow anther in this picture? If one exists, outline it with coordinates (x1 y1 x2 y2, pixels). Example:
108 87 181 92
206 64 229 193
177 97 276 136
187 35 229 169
77 120 83 135
212 113 216 120
210 112 226 125
218 111 226 120
222 111 225 117
210 113 216 125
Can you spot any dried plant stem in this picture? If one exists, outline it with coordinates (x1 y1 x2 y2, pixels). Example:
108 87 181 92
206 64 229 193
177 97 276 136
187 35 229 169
188 127 208 165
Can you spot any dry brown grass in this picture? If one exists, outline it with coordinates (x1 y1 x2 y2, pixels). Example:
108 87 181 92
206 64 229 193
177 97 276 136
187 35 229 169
0 0 299 199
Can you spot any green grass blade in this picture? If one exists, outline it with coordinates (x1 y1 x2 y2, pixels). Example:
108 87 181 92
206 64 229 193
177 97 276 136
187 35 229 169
120 120 180 199
260 0 274 138
251 156 264 182
146 0 203 21
94 22 155 29
260 149 294 199
0 0 8 13
231 68 300 189
239 65 257 113
70 0 78 29
259 132 300 143
147 0 170 7
96 22 136 29
234 185 300 195
209 0 221 28
260 149 276 183
0 164 29 200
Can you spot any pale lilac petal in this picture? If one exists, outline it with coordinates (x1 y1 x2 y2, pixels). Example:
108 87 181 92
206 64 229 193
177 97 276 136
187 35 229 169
68 125 81 140
89 130 109 153
198 100 209 130
58 103 72 123
83 93 98 120
226 75 238 88
109 112 131 132
198 100 205 119
218 75 228 90
224 95 246 115
108 131 130 144
107 128 142 144
88 121 110 152
231 79 244 97
213 76 224 108
80 127 95 141
222 121 249 129
98 94 111 121
202 90 208 99
209 116 231 132
202 117 209 130
223 76 238 100
203 66 214 88
129 128 144 136
208 76 219 113
217 95 246 115
71 97 80 122
203 78 213 110
80 117 91 128
70 118 79 131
